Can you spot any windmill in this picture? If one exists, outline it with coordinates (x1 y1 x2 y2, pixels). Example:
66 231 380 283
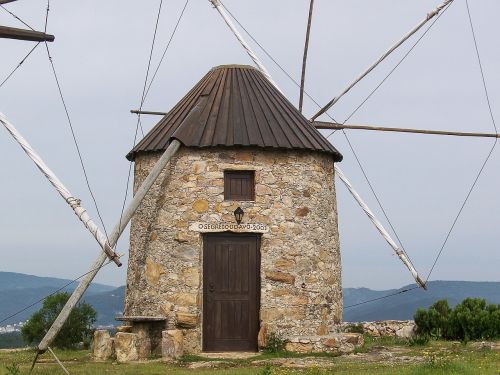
0 0 497 371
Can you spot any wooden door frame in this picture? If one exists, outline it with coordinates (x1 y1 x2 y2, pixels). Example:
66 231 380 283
201 232 261 352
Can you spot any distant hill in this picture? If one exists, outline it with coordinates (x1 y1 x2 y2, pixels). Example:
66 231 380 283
0 272 115 293
0 272 120 326
1 272 499 328
343 280 500 322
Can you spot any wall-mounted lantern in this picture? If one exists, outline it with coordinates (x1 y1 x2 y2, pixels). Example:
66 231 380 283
234 207 244 225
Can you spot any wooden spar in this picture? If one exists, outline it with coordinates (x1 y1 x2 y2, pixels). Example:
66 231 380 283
36 139 182 354
299 0 314 113
0 25 54 42
0 0 17 4
310 0 453 121
47 348 69 375
313 121 500 139
0 113 121 266
130 109 167 116
335 166 427 289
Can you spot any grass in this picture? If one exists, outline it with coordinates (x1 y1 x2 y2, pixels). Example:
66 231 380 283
0 339 498 375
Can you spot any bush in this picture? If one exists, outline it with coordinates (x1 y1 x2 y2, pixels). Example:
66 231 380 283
263 332 287 353
21 292 96 349
414 298 500 342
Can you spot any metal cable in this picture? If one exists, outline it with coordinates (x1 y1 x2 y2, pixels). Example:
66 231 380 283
0 254 126 326
117 0 185 248
143 0 190 101
218 0 340 123
0 42 40 89
43 4 109 242
425 0 499 281
217 0 422 283
0 4 35 30
344 286 419 309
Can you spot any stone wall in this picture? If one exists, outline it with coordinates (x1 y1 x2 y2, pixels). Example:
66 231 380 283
341 320 416 338
124 146 341 353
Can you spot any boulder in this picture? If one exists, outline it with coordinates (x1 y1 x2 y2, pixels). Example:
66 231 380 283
176 312 198 328
162 329 184 360
115 332 139 362
92 330 114 361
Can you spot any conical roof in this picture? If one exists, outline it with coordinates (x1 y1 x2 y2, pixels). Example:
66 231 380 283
126 65 342 161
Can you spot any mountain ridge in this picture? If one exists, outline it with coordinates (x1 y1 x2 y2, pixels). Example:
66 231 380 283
1 272 499 326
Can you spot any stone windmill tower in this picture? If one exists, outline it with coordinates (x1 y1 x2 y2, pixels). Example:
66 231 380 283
122 64 343 355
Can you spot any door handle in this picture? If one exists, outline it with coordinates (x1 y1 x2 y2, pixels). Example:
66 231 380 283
209 283 215 293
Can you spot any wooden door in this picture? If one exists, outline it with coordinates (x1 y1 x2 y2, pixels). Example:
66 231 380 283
203 233 260 352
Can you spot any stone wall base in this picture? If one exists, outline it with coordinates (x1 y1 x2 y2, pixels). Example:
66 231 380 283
285 333 364 354
341 320 416 338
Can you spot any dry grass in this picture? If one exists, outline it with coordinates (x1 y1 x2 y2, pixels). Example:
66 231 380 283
0 339 498 375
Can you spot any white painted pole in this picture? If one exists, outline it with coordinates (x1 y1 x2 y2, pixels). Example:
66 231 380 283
310 0 454 121
37 139 182 353
209 3 427 289
0 113 121 266
335 166 426 289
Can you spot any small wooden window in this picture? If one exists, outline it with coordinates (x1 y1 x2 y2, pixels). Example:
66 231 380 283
224 170 255 201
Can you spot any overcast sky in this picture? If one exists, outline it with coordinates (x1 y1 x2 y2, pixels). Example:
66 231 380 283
0 0 498 290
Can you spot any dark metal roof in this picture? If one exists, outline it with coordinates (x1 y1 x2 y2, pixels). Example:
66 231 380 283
127 65 342 161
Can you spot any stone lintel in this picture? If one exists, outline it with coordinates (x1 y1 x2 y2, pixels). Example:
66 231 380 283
189 221 269 233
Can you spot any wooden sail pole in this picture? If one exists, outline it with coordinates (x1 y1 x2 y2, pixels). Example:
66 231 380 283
310 0 453 121
313 121 500 139
0 113 121 266
209 0 427 289
0 0 18 5
35 140 181 356
299 0 314 113
0 25 54 42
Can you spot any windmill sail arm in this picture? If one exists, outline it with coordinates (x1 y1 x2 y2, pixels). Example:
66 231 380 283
310 0 454 121
0 113 121 266
335 165 427 289
36 139 181 353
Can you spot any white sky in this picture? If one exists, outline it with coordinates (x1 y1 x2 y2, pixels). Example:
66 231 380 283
0 0 499 289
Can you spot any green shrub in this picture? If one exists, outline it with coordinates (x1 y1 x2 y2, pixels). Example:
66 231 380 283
4 362 20 375
21 292 96 349
263 332 286 353
414 298 500 342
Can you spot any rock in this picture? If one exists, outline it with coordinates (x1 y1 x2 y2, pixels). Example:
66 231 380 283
274 259 295 272
181 267 200 287
188 361 230 369
145 258 163 285
162 330 183 360
323 337 340 349
192 199 209 213
257 324 267 348
285 342 313 353
174 232 189 243
295 207 310 217
116 325 132 333
255 184 272 195
396 325 416 339
176 312 198 328
132 323 152 360
265 271 295 284
173 292 198 307
192 161 207 174
93 330 114 361
114 333 139 362
343 333 364 346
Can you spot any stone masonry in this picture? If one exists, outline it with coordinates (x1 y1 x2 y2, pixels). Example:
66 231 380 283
124 146 341 353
